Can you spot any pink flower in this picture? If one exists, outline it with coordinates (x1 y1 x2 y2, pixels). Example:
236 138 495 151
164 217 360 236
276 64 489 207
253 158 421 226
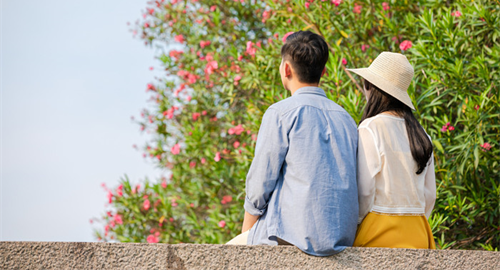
186 95 192 102
451 11 462 17
200 40 211 48
107 191 113 204
187 73 197 84
251 134 258 141
147 234 159 243
146 83 156 92
171 198 178 207
89 219 93 224
305 2 310 8
399 40 412 51
114 214 123 225
480 142 492 152
214 152 221 162
331 0 341 6
161 180 167 189
233 124 245 135
233 141 240 148
169 50 184 60
210 5 216 12
282 31 294 43
218 220 226 228
144 22 150 28
474 104 480 110
234 75 242 85
342 58 347 65
361 44 370 52
171 143 181 155
192 112 201 121
382 2 390 11
201 158 207 164
174 34 185 43
441 122 455 132
189 161 196 169
353 3 362 14
246 41 257 56
163 107 175 119
173 83 186 97
221 195 233 204
116 184 123 197
262 10 271 23
205 60 218 75
143 199 151 210
205 53 214 62
202 110 207 116
237 55 243 61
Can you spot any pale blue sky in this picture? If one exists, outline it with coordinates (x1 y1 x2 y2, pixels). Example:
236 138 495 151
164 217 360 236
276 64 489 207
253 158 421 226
1 0 165 241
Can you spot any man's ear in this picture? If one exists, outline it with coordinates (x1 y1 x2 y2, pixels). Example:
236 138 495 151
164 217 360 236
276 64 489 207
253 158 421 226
284 62 292 77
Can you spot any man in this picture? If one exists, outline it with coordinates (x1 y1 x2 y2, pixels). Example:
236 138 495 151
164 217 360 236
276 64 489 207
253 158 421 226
231 31 358 256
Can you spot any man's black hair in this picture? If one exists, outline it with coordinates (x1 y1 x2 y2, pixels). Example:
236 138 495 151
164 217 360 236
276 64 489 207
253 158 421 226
281 31 329 84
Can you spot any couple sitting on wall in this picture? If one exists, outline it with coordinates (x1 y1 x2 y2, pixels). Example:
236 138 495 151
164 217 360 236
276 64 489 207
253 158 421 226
227 31 436 256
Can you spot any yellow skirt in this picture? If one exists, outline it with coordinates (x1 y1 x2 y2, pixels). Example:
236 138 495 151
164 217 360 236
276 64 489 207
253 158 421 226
353 212 436 249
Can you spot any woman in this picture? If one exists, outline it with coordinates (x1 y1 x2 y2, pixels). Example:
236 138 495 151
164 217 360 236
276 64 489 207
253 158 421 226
347 52 436 249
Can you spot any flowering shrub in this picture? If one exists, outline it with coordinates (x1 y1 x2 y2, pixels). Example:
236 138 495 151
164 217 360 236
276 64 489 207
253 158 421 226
94 0 499 250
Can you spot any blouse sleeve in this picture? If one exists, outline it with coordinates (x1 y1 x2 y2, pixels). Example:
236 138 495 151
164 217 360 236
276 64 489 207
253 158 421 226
424 154 437 219
357 127 381 224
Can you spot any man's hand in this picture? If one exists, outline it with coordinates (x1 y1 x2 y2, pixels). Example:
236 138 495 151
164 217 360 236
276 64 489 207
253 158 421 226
242 211 259 233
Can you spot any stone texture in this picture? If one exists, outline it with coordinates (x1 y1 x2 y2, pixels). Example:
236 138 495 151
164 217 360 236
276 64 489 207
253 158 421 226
1 242 499 270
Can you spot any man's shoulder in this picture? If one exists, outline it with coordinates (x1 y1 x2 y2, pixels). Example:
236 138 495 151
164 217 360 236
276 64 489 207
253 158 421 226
267 96 300 113
268 94 348 116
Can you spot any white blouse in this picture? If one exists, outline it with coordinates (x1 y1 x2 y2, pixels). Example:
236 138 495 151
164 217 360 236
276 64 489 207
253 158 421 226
357 114 436 224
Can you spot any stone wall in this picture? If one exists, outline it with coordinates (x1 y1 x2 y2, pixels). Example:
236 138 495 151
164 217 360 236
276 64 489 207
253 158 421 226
1 242 499 269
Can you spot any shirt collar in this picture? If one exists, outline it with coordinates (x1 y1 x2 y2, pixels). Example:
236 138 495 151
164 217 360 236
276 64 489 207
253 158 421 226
292 86 327 97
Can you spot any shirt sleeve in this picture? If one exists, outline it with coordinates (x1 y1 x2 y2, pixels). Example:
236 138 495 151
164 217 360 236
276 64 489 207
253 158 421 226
244 108 288 216
424 154 436 219
357 127 381 224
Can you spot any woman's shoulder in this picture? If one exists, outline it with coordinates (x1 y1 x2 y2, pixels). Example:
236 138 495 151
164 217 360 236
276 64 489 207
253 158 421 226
358 114 404 130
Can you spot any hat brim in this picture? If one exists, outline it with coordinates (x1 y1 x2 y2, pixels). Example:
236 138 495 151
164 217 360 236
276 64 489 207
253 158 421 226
347 68 416 110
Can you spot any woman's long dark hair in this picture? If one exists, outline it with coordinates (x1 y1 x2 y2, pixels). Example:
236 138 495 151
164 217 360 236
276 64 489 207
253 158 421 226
360 80 433 174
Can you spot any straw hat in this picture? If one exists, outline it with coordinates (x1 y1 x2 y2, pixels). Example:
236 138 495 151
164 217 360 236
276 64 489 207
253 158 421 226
347 52 415 110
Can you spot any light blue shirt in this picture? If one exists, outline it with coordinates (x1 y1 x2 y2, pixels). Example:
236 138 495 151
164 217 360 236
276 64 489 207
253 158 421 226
244 86 358 256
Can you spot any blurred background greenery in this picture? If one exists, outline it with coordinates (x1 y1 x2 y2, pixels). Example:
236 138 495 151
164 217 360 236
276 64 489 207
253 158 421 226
95 0 499 250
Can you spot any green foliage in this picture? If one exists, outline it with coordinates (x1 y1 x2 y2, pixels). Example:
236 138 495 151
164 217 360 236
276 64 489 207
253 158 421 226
94 0 500 250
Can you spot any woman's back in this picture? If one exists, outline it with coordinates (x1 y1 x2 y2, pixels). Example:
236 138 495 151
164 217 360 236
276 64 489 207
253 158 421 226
358 114 434 218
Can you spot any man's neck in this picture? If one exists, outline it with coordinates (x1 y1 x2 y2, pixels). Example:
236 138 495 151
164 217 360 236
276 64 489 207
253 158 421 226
289 82 319 95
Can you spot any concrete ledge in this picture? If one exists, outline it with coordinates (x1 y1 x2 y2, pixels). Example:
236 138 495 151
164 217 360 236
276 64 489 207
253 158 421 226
1 242 499 269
